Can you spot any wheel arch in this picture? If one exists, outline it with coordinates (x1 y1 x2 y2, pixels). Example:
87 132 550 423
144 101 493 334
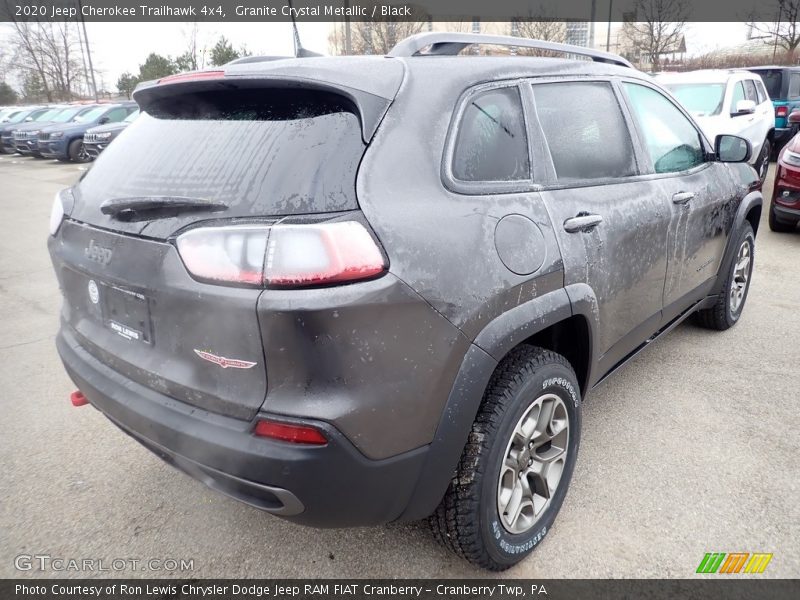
712 190 762 297
397 285 598 521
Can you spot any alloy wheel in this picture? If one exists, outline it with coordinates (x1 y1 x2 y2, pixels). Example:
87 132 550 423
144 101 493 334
729 239 752 314
497 393 569 534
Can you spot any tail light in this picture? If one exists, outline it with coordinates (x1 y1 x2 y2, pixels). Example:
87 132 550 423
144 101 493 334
176 221 386 288
253 419 328 445
49 191 65 236
776 105 789 118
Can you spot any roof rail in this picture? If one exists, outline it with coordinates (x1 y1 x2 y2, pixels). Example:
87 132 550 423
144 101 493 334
388 32 634 69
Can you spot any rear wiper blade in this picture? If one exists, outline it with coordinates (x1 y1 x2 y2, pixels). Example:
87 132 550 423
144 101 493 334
100 196 229 221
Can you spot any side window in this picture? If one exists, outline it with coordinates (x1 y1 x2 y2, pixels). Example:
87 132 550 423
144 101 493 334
623 83 705 174
755 80 768 103
105 108 128 123
531 81 636 181
743 79 758 103
452 87 530 182
731 81 746 112
789 73 800 98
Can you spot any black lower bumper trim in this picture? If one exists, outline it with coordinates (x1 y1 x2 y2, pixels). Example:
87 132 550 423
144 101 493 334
57 328 429 527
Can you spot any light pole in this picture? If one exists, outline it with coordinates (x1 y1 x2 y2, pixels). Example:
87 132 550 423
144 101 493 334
76 0 98 101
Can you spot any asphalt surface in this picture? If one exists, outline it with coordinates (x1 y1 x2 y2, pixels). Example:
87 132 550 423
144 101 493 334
1 154 798 579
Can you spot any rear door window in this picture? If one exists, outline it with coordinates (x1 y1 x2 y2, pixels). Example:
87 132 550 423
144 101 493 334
731 81 746 112
531 81 636 182
623 83 705 174
743 80 758 103
755 80 769 103
452 86 530 182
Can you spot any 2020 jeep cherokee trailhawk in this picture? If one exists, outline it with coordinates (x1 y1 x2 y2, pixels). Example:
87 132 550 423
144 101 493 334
48 33 762 570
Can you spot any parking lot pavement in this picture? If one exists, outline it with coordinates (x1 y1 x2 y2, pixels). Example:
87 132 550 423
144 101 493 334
1 154 798 579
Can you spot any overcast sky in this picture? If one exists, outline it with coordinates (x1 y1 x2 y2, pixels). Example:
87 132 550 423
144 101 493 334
1 21 749 94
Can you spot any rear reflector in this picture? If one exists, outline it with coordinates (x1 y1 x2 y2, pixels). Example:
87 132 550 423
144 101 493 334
70 391 89 407
158 71 225 85
176 221 386 288
253 419 328 445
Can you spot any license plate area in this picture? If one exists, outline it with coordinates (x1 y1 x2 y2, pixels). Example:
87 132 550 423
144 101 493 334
101 283 152 344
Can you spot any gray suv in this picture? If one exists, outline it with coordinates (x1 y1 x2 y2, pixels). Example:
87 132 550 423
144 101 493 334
48 34 762 570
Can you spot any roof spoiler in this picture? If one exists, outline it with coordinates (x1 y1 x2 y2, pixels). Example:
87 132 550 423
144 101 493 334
388 32 634 69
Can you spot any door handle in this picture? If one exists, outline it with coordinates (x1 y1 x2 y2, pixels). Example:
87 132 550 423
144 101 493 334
564 213 603 233
672 192 695 205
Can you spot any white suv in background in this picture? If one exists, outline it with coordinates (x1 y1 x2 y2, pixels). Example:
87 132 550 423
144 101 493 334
658 69 775 183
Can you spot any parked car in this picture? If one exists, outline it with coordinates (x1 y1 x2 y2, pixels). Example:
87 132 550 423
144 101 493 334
746 66 800 151
769 131 800 232
48 33 762 571
14 104 100 157
83 108 139 159
658 69 774 183
0 106 47 153
38 102 137 162
0 107 20 122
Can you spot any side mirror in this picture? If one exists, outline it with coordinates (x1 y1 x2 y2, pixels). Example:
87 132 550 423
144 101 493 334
732 99 756 116
716 134 752 163
98 117 110 125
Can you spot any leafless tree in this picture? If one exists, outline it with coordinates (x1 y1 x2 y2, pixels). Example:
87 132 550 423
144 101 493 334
329 20 428 55
622 0 689 71
512 20 566 44
748 1 800 61
11 21 86 101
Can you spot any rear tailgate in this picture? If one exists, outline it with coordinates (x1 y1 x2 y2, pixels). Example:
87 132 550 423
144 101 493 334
52 220 268 420
52 67 403 421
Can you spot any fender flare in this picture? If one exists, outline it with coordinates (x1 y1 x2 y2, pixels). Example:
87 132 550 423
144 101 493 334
397 285 599 521
712 190 762 297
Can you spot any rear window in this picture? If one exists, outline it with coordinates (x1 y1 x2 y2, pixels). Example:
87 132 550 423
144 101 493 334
790 73 800 98
452 87 530 182
533 82 636 182
754 70 783 99
77 88 364 218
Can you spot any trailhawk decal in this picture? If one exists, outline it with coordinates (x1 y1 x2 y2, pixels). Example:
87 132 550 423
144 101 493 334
193 349 257 370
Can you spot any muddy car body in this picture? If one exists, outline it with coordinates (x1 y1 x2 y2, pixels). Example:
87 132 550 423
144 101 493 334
49 34 762 570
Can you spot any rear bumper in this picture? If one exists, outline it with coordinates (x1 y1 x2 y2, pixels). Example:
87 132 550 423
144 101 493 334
56 326 429 527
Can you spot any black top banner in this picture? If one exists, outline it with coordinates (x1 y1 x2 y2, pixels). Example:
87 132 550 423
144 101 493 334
0 0 791 23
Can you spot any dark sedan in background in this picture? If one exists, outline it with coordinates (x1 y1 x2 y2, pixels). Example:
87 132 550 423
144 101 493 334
0 106 47 153
38 102 137 162
83 108 139 159
13 105 97 157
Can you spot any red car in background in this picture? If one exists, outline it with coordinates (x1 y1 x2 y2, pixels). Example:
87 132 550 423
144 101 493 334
773 114 800 231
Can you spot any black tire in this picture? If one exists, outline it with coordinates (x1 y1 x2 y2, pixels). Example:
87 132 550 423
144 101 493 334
768 202 797 233
429 346 581 571
67 138 88 163
696 221 755 331
756 139 771 185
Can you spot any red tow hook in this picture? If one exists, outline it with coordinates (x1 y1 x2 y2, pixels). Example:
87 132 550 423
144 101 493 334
70 390 89 407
